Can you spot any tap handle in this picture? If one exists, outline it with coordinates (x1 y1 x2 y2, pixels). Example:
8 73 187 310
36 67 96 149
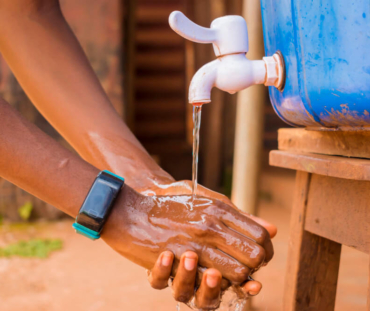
169 11 249 57
169 11 217 44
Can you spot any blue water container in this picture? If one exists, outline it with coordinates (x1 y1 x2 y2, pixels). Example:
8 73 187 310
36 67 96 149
260 0 370 129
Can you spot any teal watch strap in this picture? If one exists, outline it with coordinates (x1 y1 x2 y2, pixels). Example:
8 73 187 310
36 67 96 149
72 222 100 240
73 170 125 240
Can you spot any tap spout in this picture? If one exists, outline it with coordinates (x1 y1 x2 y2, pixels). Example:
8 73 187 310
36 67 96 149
189 53 284 104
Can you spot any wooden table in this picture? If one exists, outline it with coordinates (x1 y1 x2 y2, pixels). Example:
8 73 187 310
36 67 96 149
270 129 370 311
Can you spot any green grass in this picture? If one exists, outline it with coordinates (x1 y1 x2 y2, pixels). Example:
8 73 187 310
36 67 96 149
0 238 63 258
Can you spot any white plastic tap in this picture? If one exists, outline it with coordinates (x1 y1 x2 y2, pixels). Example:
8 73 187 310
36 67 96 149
169 11 285 104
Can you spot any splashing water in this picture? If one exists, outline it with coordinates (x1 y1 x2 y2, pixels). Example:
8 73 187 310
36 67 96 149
217 286 249 311
184 286 249 311
192 105 202 205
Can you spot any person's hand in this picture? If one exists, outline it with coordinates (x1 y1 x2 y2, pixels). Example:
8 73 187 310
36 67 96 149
139 179 277 238
101 185 273 310
139 178 277 305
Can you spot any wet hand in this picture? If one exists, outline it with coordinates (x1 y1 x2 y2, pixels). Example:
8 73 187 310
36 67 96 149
141 179 277 239
101 185 273 308
148 251 262 310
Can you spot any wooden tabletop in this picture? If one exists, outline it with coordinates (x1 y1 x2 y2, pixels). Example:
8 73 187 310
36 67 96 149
271 128 370 181
270 150 370 181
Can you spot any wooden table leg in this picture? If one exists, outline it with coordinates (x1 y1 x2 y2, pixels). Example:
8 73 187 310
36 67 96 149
367 258 370 311
283 171 342 311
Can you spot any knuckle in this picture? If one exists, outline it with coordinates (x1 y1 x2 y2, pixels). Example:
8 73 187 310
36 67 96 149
194 217 221 238
256 227 270 245
250 246 266 269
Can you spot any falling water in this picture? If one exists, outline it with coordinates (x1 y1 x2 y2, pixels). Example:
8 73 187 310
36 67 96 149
192 105 202 205
189 104 250 311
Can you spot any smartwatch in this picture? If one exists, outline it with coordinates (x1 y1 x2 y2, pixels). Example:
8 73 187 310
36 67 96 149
72 170 125 240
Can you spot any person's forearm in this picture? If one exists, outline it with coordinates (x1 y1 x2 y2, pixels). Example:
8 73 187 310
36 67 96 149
0 1 173 190
0 97 99 217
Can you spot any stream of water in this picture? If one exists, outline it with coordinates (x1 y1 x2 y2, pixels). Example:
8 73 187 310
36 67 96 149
191 105 202 205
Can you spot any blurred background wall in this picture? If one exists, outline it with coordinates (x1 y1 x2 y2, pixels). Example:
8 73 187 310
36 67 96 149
0 0 287 222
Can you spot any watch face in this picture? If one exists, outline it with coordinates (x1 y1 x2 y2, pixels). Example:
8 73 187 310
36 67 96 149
76 171 124 232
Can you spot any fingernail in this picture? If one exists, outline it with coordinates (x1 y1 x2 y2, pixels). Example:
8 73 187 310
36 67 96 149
161 254 172 267
206 274 219 288
184 257 196 271
248 291 258 296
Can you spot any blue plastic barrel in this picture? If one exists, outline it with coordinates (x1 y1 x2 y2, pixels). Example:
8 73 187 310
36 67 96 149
260 0 370 129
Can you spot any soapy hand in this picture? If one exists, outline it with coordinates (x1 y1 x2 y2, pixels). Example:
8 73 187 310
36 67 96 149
102 185 273 310
141 179 277 238
141 179 277 307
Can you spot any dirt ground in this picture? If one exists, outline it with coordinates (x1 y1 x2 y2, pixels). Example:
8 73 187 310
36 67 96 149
0 168 368 311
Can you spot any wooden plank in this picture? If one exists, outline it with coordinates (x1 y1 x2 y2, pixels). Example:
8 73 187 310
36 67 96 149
278 128 370 159
283 171 342 311
135 98 184 114
284 171 311 311
136 51 184 70
305 174 370 254
136 5 180 23
368 259 370 311
135 74 184 92
135 119 185 138
136 29 183 46
270 150 370 181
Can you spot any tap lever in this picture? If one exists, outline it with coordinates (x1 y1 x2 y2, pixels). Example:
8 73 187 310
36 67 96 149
169 11 249 57
169 11 217 44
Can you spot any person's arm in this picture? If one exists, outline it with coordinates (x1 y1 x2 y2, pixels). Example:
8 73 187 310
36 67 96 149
0 97 272 308
0 97 97 218
0 0 173 191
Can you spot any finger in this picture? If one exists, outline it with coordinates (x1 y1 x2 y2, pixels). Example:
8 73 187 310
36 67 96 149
242 279 262 296
218 208 274 262
172 251 198 303
218 205 269 245
198 247 251 284
148 251 174 289
195 268 222 310
195 266 230 292
167 245 231 292
215 225 266 270
246 214 277 239
199 186 277 239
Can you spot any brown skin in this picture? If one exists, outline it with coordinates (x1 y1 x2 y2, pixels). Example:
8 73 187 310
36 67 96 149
0 99 272 309
102 191 273 280
0 0 276 307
